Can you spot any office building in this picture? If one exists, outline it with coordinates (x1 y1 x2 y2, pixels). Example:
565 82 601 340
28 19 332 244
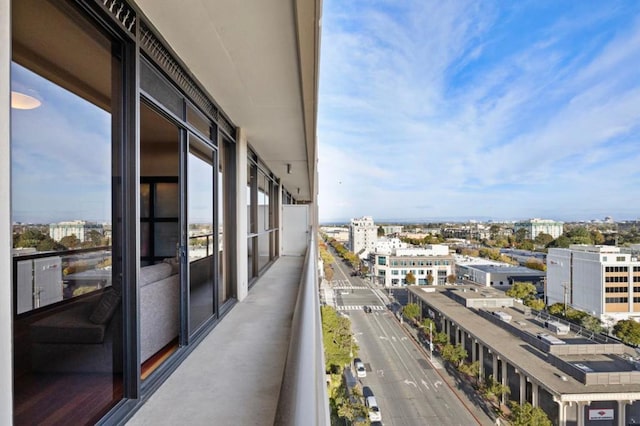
349 216 377 257
372 245 455 287
1 0 324 424
49 220 104 243
514 218 564 239
547 245 640 325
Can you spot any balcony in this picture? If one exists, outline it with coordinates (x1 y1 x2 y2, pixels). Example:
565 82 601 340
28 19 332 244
126 237 329 425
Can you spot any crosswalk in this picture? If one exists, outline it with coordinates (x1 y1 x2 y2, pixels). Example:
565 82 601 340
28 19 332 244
337 305 385 311
333 286 368 290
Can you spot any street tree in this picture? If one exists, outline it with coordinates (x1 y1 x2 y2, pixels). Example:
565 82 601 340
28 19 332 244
441 343 467 368
426 274 434 285
509 401 552 426
613 319 640 346
421 318 435 332
447 274 457 284
377 225 385 237
402 303 420 323
433 331 449 346
405 271 416 285
481 375 510 405
321 305 356 372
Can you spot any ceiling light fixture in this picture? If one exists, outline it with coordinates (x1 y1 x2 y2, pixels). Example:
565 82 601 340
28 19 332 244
11 90 41 110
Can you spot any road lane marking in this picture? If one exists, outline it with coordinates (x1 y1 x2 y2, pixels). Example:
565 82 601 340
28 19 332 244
404 379 417 388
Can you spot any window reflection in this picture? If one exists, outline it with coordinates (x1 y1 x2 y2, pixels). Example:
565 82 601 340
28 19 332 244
11 0 123 423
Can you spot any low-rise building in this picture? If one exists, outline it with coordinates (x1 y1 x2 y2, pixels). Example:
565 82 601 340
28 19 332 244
514 218 564 239
408 285 640 426
372 245 454 287
455 255 545 289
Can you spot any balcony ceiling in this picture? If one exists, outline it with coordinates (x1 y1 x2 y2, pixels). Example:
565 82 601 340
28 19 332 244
135 0 321 202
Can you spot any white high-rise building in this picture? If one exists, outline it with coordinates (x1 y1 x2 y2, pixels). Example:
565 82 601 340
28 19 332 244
547 245 640 324
349 216 377 258
514 218 564 239
371 245 455 287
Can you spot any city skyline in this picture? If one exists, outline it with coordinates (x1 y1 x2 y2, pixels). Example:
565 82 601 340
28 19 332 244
317 0 640 223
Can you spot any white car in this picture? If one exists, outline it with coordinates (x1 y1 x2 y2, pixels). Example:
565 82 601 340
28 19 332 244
354 359 366 378
366 396 381 422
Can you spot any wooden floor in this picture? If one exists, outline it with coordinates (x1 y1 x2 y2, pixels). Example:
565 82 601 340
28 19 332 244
14 341 179 425
14 372 122 426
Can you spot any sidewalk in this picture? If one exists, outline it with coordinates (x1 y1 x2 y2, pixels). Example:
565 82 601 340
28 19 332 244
396 317 499 426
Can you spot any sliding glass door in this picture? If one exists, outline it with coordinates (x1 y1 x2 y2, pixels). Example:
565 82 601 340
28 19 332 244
187 135 216 334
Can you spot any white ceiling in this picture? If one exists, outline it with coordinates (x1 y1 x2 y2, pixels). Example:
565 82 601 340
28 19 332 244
134 0 321 202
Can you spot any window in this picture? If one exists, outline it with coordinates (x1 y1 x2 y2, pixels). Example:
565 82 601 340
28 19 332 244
378 256 386 265
11 0 126 422
391 270 399 275
605 297 628 303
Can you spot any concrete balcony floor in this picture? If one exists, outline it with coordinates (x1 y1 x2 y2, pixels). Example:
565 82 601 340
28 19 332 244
127 256 304 426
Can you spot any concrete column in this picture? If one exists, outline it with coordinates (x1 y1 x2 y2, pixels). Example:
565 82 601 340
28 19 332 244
577 401 588 426
478 344 484 379
519 373 526 405
235 127 249 301
455 325 460 345
531 382 539 407
618 400 627 426
471 339 477 362
501 360 508 405
492 355 498 380
0 0 12 423
557 400 566 426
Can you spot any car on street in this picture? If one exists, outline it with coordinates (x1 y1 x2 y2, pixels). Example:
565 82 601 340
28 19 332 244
363 305 372 313
354 358 366 377
365 396 382 422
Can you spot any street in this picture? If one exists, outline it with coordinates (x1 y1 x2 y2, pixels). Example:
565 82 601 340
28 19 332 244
327 254 486 426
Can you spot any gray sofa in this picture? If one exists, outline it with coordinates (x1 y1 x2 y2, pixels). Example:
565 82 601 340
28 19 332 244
30 260 180 372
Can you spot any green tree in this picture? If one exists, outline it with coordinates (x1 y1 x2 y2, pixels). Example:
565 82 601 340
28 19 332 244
15 228 50 249
405 271 416 285
458 360 480 381
525 298 545 311
581 315 603 333
534 232 554 247
514 228 528 243
505 282 536 300
591 229 605 245
566 226 593 245
547 235 570 248
321 306 356 372
402 303 420 323
548 302 565 317
613 319 640 346
441 343 467 368
433 331 449 345
481 375 510 405
489 224 501 240
60 234 81 249
377 225 385 237
421 318 435 332
509 401 552 426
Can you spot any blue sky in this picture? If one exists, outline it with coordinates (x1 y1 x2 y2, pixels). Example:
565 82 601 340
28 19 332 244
317 0 640 223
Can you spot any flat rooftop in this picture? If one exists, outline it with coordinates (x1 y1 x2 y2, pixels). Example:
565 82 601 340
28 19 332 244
410 285 640 396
